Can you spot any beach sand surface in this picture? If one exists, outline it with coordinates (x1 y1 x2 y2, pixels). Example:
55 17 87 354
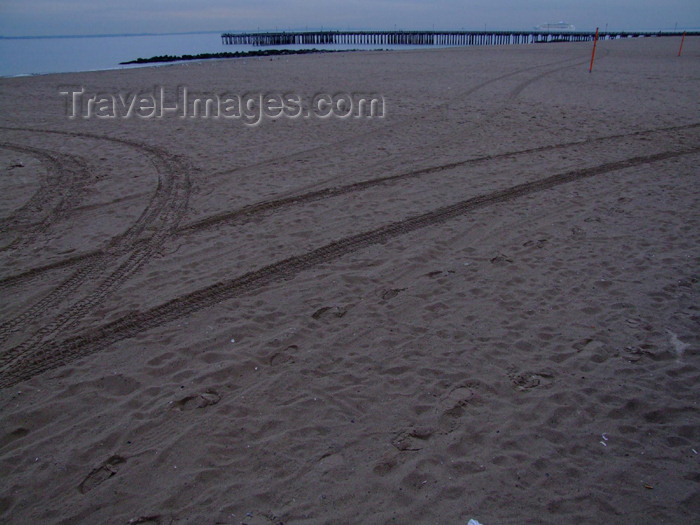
0 37 699 524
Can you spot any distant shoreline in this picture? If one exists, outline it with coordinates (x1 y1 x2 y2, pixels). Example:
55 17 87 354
119 48 367 65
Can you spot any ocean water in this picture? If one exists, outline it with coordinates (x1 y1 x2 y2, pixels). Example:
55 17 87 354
0 32 434 77
0 33 247 77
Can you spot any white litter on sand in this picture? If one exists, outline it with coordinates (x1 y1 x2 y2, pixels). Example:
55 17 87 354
667 330 689 360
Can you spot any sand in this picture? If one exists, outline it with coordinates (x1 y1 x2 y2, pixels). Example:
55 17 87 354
0 36 699 524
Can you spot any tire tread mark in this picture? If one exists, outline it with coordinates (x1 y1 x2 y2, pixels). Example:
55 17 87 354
180 122 700 232
0 143 89 250
1 122 697 290
1 146 697 388
0 134 191 348
205 54 587 180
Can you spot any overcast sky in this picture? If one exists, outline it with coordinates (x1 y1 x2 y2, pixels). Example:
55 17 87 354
0 0 698 37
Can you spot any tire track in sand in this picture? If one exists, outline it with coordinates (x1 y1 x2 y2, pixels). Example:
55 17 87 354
0 54 587 288
1 145 697 388
180 122 699 232
0 131 191 347
1 121 697 291
0 143 90 251
204 54 588 181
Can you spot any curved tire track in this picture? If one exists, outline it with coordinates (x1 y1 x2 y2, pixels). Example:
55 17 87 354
0 51 674 349
0 54 589 288
1 121 697 290
0 143 90 251
0 130 191 347
1 145 697 388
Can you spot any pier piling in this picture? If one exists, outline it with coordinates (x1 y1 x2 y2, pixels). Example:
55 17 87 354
221 30 695 48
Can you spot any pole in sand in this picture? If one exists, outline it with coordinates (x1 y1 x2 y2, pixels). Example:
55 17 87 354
589 27 599 73
678 31 686 57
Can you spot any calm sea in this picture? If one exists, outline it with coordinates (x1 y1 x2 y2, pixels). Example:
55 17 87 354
0 32 433 77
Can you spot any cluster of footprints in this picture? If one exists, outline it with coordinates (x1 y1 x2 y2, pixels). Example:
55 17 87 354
389 384 485 455
382 369 554 475
77 390 221 500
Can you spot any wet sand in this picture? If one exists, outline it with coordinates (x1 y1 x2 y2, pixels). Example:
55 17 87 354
1 37 699 524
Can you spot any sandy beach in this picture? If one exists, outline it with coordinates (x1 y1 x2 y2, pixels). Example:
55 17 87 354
1 36 699 523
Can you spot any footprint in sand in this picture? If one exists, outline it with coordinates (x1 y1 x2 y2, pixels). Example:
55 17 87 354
490 254 513 264
509 371 554 391
391 426 434 451
316 451 345 474
573 338 604 353
373 453 399 476
522 239 548 249
437 386 482 432
0 427 30 449
171 390 221 411
269 345 298 366
78 455 126 494
624 344 656 362
388 383 486 456
380 288 406 301
311 305 348 320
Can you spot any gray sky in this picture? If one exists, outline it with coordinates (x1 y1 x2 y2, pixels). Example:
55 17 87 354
0 0 698 37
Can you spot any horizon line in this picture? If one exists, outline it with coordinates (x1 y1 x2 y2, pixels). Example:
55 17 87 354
2 25 698 40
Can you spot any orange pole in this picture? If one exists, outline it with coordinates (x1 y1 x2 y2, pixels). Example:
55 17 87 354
678 31 686 57
589 27 599 73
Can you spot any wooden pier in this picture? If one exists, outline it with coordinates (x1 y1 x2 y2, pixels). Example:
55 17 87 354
222 30 695 47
